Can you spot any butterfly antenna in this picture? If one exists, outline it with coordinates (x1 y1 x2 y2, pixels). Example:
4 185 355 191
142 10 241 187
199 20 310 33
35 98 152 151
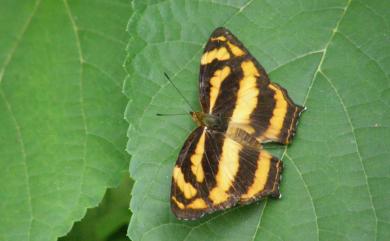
164 72 195 112
156 113 188 116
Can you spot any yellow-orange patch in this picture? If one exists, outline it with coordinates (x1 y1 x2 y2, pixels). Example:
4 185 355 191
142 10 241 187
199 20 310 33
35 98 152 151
201 47 230 65
211 36 227 41
209 138 242 204
230 61 260 134
260 84 288 140
209 66 231 112
227 41 245 56
187 198 208 209
173 166 197 199
240 151 272 200
190 130 206 182
172 197 185 209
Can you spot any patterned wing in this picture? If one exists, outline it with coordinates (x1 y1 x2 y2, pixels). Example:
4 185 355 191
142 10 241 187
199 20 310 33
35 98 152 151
199 27 304 144
170 128 282 220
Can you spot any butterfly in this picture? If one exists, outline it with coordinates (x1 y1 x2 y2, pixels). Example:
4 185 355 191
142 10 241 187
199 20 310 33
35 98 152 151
170 27 305 220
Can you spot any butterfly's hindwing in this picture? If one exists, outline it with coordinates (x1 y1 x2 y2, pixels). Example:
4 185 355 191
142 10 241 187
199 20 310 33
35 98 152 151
171 128 283 220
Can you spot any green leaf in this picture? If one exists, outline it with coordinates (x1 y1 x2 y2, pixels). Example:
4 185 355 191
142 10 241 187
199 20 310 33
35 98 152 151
0 1 131 241
59 173 133 241
124 0 390 240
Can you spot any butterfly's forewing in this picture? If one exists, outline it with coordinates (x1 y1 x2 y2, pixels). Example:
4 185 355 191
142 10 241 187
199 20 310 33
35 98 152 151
171 128 282 220
199 27 304 144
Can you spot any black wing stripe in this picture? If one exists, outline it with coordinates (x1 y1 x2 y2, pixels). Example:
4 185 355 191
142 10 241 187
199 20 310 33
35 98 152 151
211 60 242 116
264 156 283 198
229 146 259 195
176 127 203 185
250 83 276 137
200 130 224 194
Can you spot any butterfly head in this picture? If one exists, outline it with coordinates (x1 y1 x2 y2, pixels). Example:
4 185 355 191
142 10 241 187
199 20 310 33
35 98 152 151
190 111 227 131
190 111 204 127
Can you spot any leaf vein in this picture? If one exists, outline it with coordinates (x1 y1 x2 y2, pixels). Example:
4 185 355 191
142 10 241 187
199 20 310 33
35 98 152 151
0 0 42 84
63 0 89 214
322 71 378 240
337 31 389 83
79 28 127 45
250 200 268 241
285 153 320 241
303 0 352 105
0 90 33 241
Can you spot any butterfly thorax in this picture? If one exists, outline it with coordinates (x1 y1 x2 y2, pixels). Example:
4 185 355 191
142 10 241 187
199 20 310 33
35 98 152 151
190 111 227 131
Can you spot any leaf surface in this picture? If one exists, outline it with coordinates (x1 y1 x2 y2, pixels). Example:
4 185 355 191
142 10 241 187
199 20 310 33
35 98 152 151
124 0 390 240
0 1 131 241
59 174 133 241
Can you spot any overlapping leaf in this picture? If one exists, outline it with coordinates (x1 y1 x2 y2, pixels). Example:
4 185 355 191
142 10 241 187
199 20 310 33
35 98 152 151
124 0 390 240
60 174 133 241
0 1 131 241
